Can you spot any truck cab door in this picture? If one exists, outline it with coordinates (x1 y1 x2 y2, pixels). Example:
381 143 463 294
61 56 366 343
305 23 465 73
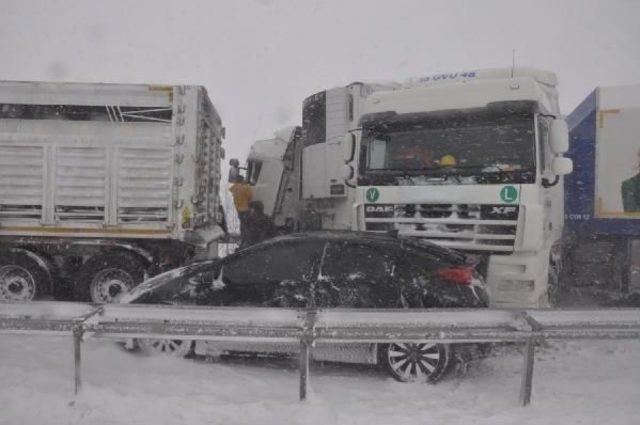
537 117 563 241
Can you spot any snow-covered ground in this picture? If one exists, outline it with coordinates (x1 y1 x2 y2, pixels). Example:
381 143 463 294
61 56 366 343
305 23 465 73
1 335 639 425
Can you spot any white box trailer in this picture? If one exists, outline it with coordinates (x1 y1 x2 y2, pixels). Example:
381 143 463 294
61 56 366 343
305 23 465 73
0 81 225 303
563 84 640 296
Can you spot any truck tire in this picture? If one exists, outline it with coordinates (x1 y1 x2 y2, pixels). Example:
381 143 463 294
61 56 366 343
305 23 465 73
0 249 52 302
75 252 145 304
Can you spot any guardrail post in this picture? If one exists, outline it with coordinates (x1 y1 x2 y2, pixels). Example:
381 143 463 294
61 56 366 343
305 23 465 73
73 322 84 395
299 309 317 401
518 311 543 406
519 336 535 406
299 339 310 401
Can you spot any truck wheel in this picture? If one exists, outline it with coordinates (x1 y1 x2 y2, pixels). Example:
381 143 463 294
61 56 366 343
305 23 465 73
378 343 451 383
0 249 52 301
75 252 144 303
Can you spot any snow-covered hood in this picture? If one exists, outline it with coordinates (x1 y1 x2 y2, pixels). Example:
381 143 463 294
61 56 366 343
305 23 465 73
120 260 219 304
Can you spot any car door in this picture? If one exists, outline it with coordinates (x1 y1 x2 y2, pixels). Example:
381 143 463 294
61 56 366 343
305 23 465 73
309 240 400 364
197 239 326 356
220 239 326 307
318 240 400 308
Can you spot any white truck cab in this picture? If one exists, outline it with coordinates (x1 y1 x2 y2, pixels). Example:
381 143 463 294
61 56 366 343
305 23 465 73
236 68 573 308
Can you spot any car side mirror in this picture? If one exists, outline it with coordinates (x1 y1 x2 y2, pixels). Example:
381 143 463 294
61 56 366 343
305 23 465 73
549 119 569 154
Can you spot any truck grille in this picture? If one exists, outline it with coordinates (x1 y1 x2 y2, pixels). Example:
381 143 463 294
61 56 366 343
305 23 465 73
364 203 518 253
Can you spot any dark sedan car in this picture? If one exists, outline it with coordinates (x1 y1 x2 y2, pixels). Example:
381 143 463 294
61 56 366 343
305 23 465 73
122 231 489 383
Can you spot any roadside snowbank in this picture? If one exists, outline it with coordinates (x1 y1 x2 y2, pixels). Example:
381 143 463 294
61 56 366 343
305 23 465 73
0 335 638 425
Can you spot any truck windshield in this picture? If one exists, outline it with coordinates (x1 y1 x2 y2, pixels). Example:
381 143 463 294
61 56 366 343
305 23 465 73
360 108 536 184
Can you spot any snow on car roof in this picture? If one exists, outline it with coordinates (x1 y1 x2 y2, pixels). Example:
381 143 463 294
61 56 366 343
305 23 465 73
248 230 467 262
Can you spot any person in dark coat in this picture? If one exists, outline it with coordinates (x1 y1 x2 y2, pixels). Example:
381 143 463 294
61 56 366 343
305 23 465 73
245 200 276 246
621 149 640 212
622 174 640 212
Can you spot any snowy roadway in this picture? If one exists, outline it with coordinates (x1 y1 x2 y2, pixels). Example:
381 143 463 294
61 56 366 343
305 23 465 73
1 335 639 425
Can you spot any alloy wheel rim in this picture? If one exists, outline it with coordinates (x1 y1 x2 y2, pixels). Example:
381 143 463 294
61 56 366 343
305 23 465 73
387 343 442 381
141 339 190 355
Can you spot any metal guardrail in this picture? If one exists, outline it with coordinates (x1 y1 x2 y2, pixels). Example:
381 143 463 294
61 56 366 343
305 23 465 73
0 302 96 334
87 303 303 341
1 301 639 406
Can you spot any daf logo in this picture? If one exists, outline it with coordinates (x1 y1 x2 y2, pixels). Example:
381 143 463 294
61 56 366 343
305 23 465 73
491 206 517 215
364 204 395 218
365 205 394 213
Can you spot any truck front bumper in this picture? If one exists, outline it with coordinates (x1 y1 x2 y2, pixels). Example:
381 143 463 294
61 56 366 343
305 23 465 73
487 251 550 308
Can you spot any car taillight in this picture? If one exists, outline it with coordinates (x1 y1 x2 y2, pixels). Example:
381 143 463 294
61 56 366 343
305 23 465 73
436 266 474 285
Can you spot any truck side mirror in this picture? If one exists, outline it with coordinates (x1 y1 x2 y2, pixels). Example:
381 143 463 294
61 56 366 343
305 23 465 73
342 133 356 163
551 156 573 175
549 119 569 154
343 164 355 188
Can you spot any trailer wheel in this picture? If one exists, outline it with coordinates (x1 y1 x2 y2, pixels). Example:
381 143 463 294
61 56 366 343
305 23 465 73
378 343 451 383
0 249 52 301
75 252 145 303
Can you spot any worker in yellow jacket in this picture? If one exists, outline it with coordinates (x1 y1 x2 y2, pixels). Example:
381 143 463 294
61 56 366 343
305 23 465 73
229 175 254 247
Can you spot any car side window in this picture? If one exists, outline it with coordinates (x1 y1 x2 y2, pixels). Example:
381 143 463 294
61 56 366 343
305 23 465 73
224 240 324 285
319 241 399 307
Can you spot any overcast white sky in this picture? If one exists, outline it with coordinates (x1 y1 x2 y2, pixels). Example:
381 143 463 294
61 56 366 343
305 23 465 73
1 0 639 160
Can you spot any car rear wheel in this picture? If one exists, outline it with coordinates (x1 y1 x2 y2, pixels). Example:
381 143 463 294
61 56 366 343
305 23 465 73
379 343 451 383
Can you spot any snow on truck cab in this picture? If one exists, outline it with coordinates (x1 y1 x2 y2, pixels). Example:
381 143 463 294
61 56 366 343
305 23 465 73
232 68 573 308
0 81 226 304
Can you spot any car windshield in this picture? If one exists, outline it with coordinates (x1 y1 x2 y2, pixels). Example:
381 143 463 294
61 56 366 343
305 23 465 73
361 107 536 184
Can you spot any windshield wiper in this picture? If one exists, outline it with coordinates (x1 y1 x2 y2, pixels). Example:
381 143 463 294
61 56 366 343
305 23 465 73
398 174 416 185
456 164 531 173
453 165 534 183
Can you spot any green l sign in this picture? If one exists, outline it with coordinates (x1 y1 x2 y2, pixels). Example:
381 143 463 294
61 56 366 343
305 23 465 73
366 187 380 202
500 185 518 203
